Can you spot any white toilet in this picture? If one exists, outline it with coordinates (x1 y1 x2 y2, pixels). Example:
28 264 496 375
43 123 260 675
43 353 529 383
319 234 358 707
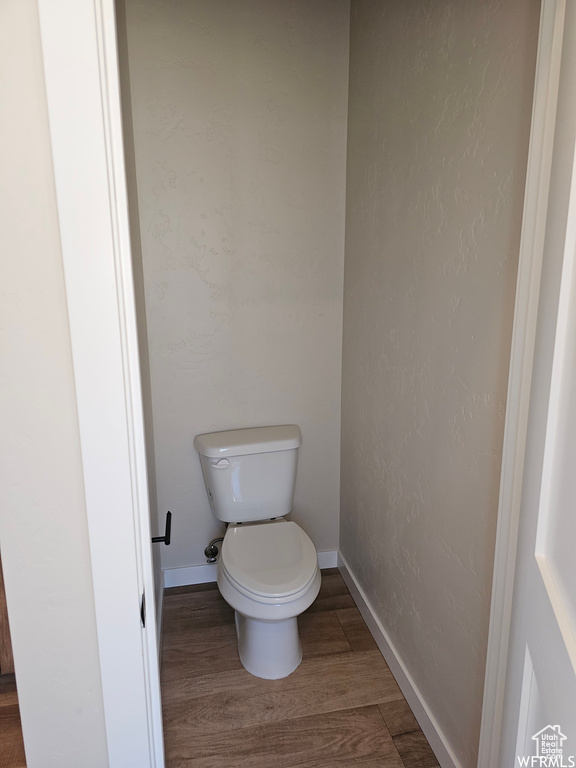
194 425 321 679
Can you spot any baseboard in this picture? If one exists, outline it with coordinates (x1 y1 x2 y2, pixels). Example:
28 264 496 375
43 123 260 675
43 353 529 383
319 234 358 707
338 552 462 768
162 550 339 589
163 563 218 588
317 550 338 568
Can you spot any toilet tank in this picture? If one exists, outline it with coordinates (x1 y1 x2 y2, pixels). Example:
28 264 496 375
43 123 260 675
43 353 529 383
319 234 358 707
194 426 301 523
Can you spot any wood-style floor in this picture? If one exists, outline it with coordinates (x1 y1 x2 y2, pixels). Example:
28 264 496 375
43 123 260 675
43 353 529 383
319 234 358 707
0 674 26 768
161 568 440 768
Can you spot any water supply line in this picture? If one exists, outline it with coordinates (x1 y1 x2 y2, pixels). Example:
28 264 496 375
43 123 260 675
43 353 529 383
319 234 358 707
204 537 224 563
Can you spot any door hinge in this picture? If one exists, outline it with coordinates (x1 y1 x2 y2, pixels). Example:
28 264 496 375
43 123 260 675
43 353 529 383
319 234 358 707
140 592 146 628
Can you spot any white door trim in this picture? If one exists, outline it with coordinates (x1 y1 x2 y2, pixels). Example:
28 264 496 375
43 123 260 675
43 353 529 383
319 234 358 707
37 1 164 766
477 1 566 765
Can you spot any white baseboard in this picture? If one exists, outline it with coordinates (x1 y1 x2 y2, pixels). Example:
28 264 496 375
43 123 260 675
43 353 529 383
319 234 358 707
163 550 339 589
338 552 462 768
163 562 217 588
317 550 338 568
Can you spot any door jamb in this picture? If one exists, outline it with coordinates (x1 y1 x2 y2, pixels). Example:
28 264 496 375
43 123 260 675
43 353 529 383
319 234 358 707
36 1 164 765
477 1 566 764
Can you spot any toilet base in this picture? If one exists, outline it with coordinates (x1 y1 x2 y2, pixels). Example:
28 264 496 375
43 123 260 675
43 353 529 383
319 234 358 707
235 612 302 679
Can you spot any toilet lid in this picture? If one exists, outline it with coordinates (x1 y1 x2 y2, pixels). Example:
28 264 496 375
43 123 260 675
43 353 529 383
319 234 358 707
221 521 318 599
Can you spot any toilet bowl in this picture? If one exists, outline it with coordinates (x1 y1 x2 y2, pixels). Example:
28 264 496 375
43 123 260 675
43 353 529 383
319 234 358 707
217 519 321 679
194 425 320 679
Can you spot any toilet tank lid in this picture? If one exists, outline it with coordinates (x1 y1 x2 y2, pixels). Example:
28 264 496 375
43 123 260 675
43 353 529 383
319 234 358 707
194 425 301 458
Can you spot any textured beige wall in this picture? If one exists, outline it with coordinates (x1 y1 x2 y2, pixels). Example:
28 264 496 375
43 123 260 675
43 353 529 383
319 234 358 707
341 1 539 765
125 0 350 569
0 1 108 765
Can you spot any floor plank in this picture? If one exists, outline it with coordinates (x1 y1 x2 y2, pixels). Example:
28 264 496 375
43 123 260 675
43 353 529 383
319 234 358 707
162 622 241 682
0 675 26 768
303 571 356 613
162 649 403 736
0 674 19 710
163 583 223 619
379 699 420 737
336 606 378 651
294 610 352 658
164 582 220 597
0 715 26 768
162 598 235 647
394 730 440 768
166 705 404 768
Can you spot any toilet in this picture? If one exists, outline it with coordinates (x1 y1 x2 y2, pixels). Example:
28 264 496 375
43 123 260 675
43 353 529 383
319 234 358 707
194 425 321 679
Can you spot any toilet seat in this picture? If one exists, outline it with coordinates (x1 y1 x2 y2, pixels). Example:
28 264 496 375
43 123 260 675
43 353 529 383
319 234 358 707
221 520 318 601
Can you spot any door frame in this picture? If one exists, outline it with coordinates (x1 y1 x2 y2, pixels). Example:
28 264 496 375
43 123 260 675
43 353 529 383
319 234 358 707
477 0 566 764
37 1 164 766
31 0 568 765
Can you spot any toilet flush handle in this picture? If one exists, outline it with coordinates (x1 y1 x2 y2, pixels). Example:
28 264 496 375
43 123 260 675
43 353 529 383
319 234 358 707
210 458 230 469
